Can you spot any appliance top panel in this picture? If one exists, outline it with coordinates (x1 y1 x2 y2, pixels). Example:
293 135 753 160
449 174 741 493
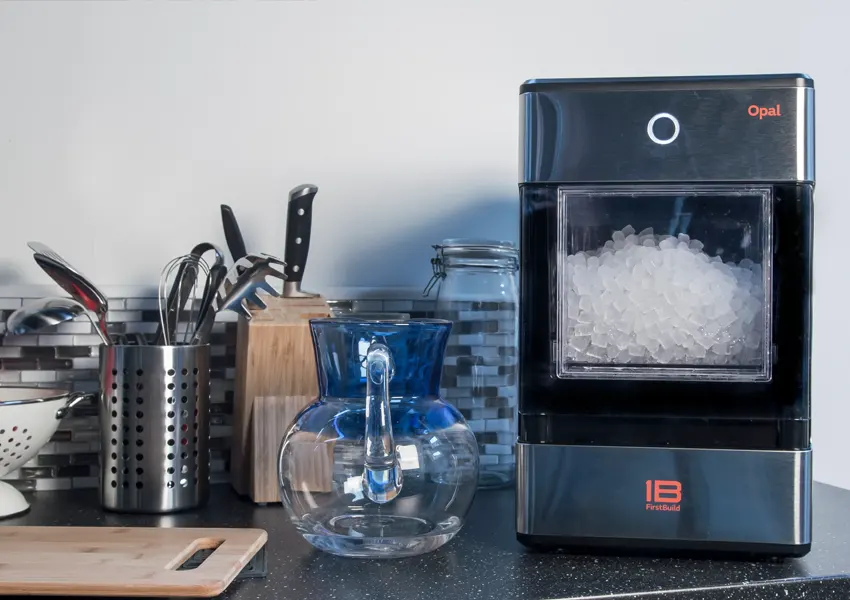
520 74 813 93
520 74 814 185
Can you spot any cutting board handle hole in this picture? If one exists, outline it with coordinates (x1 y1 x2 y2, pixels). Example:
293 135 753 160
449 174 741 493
173 538 225 571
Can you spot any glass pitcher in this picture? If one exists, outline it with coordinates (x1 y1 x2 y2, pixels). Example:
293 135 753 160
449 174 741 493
278 318 480 558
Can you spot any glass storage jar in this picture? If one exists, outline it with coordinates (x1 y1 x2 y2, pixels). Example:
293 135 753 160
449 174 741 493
425 239 519 489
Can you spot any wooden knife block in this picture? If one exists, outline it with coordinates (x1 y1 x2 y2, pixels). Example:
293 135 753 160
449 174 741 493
231 295 333 503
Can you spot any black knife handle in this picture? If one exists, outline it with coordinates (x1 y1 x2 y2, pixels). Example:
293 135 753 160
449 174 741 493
221 204 248 262
284 184 317 283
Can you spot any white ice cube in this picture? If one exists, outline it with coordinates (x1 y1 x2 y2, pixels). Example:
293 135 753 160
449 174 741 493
688 311 707 328
575 322 594 336
657 347 675 363
632 261 649 280
592 296 607 315
717 311 736 328
586 345 607 359
671 329 688 346
658 333 675 350
729 320 744 339
571 335 590 351
612 294 629 313
695 332 714 350
744 330 761 349
591 332 608 347
659 237 677 251
711 342 728 356
704 321 721 337
689 344 707 359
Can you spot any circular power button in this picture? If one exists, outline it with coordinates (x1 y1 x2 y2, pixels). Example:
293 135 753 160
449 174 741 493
647 113 680 145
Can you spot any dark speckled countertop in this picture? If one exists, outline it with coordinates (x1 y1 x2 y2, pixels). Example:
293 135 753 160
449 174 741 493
4 483 850 599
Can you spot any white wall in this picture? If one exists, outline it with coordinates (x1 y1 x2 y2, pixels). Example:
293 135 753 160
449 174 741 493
1 0 848 486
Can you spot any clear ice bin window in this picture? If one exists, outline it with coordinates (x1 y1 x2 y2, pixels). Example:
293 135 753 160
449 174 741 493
556 186 772 381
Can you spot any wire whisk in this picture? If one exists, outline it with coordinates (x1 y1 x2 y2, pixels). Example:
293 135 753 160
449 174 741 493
158 254 211 346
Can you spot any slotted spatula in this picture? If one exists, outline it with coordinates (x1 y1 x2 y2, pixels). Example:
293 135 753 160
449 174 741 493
190 255 286 344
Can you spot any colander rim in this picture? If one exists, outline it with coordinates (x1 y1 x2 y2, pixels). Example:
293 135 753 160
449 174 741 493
0 387 72 407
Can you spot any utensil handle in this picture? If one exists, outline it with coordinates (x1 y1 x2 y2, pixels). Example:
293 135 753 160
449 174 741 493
27 241 57 259
191 264 228 345
283 185 317 284
56 392 94 420
155 245 219 345
221 205 248 262
153 261 192 345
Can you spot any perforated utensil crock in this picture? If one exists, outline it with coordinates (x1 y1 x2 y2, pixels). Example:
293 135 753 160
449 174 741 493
99 345 211 513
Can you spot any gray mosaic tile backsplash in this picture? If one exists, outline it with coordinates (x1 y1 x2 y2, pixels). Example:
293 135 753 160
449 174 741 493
0 297 434 493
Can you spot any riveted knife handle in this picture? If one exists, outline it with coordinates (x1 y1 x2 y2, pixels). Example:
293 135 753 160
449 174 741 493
284 184 318 284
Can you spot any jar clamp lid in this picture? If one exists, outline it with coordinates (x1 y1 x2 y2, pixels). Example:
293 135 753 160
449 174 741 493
423 239 518 296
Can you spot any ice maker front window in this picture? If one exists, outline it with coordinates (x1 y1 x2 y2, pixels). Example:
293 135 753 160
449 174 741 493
556 186 772 381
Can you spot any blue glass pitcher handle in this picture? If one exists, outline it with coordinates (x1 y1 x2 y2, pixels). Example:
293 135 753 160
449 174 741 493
362 342 403 504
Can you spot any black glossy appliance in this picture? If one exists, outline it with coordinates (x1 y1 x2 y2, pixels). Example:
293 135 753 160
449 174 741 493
517 74 814 556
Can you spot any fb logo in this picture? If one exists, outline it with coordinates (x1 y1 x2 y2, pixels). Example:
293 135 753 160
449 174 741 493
645 480 682 511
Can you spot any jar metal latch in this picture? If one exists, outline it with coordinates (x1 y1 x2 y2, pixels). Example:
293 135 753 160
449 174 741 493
422 244 446 297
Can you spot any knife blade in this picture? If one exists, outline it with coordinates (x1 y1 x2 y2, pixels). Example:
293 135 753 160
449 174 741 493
221 204 248 263
282 184 319 298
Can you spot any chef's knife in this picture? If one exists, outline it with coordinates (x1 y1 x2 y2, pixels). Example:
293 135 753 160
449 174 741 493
221 204 248 263
282 184 319 298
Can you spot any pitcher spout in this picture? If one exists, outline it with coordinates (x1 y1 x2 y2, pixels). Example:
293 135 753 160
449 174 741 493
362 343 403 503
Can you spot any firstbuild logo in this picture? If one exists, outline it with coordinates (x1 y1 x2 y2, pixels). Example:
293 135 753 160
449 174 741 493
645 480 682 512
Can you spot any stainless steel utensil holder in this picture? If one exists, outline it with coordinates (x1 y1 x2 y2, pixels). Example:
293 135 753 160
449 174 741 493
99 344 211 513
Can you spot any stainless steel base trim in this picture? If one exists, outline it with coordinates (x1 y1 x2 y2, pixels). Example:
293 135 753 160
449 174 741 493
517 444 811 546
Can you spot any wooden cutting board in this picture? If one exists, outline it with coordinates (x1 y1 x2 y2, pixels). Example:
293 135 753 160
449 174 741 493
0 526 268 597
